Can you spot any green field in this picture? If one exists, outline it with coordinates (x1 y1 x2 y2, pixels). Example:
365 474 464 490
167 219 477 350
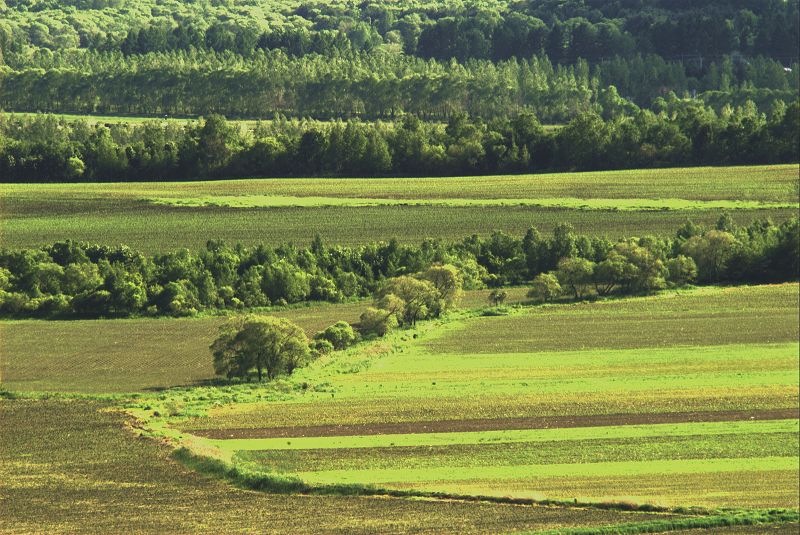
170 284 800 509
1 164 796 252
2 283 798 532
0 288 529 393
426 284 800 353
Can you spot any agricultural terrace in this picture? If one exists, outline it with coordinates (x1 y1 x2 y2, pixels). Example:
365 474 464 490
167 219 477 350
171 284 800 509
0 288 529 393
3 399 667 534
0 164 796 252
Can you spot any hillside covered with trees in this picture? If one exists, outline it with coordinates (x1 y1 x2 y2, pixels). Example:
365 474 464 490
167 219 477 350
0 0 797 122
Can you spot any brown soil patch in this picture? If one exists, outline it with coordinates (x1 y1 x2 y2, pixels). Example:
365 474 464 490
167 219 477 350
188 407 799 439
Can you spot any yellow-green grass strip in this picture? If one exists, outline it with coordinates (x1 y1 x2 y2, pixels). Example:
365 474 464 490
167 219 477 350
324 371 799 400
237 431 798 473
346 343 799 379
209 419 799 452
435 470 800 509
294 457 799 486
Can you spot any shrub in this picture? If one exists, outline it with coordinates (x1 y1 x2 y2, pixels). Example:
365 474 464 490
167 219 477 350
311 339 334 355
211 315 310 382
666 255 698 286
528 272 562 302
0 291 31 315
488 289 508 306
554 257 594 299
155 280 201 316
359 307 397 337
314 321 359 350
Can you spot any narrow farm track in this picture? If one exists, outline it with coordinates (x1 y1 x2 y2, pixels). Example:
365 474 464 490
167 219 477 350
189 408 800 439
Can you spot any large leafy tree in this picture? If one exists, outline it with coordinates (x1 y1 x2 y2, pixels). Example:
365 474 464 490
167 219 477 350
211 316 309 382
420 263 463 310
375 275 440 325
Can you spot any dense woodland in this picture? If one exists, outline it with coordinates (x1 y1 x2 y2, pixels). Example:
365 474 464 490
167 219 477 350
3 0 797 60
1 216 797 319
2 100 798 181
1 51 796 122
0 0 797 122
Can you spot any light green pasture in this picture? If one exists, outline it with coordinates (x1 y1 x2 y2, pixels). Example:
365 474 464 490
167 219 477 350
311 343 799 400
2 164 796 202
214 419 798 452
294 457 798 486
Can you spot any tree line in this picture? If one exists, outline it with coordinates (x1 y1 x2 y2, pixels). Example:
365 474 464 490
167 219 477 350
2 100 797 182
1 49 796 121
1 215 796 320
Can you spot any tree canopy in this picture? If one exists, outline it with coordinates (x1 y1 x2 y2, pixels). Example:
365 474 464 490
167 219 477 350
211 315 310 382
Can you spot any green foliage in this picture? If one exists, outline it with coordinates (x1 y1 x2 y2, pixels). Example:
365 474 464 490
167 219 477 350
666 255 698 286
528 272 562 302
375 276 439 326
555 257 595 299
1 105 798 181
0 0 797 127
311 338 335 355
211 315 310 382
681 230 739 283
315 321 359 351
0 217 797 319
65 156 85 179
420 263 464 311
359 307 397 337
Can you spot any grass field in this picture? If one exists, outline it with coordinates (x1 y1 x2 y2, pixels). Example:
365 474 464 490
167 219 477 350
0 288 528 393
1 164 796 252
170 284 800 509
2 284 798 532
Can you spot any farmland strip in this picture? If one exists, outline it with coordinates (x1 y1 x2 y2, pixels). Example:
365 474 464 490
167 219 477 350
189 408 800 439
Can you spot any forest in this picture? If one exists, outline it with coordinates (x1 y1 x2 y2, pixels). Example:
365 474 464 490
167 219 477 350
2 100 798 181
1 215 797 319
0 0 797 122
